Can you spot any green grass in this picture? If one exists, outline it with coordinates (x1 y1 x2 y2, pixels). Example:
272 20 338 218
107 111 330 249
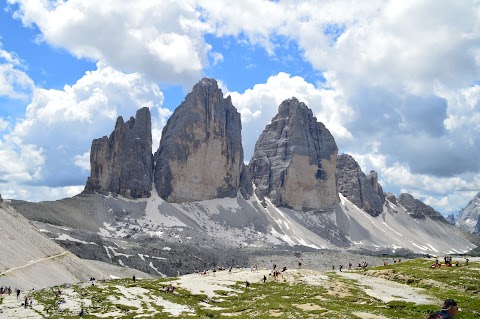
27 258 480 318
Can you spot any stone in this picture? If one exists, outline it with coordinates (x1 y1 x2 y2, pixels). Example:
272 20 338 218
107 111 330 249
397 193 446 222
336 154 384 217
84 107 153 198
154 78 251 202
249 97 338 211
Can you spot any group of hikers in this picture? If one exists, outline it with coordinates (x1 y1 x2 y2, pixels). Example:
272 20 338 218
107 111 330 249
431 256 469 268
0 286 35 309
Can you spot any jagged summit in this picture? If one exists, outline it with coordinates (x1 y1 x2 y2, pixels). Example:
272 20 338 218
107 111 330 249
397 193 446 222
249 97 338 211
336 154 385 217
84 107 153 199
154 78 251 202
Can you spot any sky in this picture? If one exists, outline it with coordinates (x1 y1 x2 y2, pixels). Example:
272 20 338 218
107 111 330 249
0 0 479 216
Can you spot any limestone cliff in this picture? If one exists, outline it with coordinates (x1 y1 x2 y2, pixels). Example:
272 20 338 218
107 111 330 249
154 78 250 202
336 154 385 217
249 97 338 211
84 107 153 198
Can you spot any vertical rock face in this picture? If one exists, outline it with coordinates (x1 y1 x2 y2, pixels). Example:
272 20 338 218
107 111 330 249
397 193 446 222
249 97 338 211
457 192 480 234
84 107 153 198
336 154 384 217
154 78 250 202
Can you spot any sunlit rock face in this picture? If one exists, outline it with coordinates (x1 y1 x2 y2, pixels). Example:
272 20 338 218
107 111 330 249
336 154 385 217
85 107 153 199
154 78 251 202
249 97 339 211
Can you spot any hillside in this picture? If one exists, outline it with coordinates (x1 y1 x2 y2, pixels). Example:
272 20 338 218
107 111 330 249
0 201 151 291
9 185 475 277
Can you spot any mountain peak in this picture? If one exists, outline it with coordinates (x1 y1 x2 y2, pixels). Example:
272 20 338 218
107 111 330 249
249 98 338 211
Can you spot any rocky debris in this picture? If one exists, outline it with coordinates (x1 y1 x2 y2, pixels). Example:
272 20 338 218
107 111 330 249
154 78 251 202
249 97 338 211
397 193 446 222
336 154 385 217
385 192 397 205
85 107 153 199
456 191 480 235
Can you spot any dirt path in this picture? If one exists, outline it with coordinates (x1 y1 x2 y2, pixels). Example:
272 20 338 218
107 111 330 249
0 251 69 276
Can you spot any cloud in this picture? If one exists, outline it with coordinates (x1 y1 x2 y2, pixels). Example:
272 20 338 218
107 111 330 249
0 63 169 200
8 0 212 85
0 43 34 99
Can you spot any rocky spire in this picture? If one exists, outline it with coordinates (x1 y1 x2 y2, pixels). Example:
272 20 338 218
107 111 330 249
154 78 251 202
84 107 153 198
249 97 339 211
397 193 447 222
336 154 385 217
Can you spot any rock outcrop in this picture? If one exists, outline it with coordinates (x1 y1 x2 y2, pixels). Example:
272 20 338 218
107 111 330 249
456 192 480 234
397 193 446 222
154 78 251 202
249 97 338 211
385 192 397 205
84 107 153 198
336 154 385 217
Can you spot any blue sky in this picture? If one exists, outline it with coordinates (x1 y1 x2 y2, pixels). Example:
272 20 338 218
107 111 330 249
1 0 479 216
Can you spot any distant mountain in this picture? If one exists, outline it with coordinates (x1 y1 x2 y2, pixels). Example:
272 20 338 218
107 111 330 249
457 192 480 235
397 193 447 222
249 97 338 211
4 78 477 279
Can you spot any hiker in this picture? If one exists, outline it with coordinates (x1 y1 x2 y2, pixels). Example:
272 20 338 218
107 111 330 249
263 275 267 283
7 287 11 295
298 262 302 269
465 258 469 265
246 281 250 289
132 275 136 282
428 299 458 318
16 289 20 300
24 295 28 308
348 262 352 270
339 265 343 272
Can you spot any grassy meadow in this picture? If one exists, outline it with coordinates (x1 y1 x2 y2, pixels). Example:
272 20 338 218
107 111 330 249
23 258 480 318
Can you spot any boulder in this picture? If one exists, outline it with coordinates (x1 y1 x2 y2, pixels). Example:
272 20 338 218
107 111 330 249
84 107 153 198
249 97 338 211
